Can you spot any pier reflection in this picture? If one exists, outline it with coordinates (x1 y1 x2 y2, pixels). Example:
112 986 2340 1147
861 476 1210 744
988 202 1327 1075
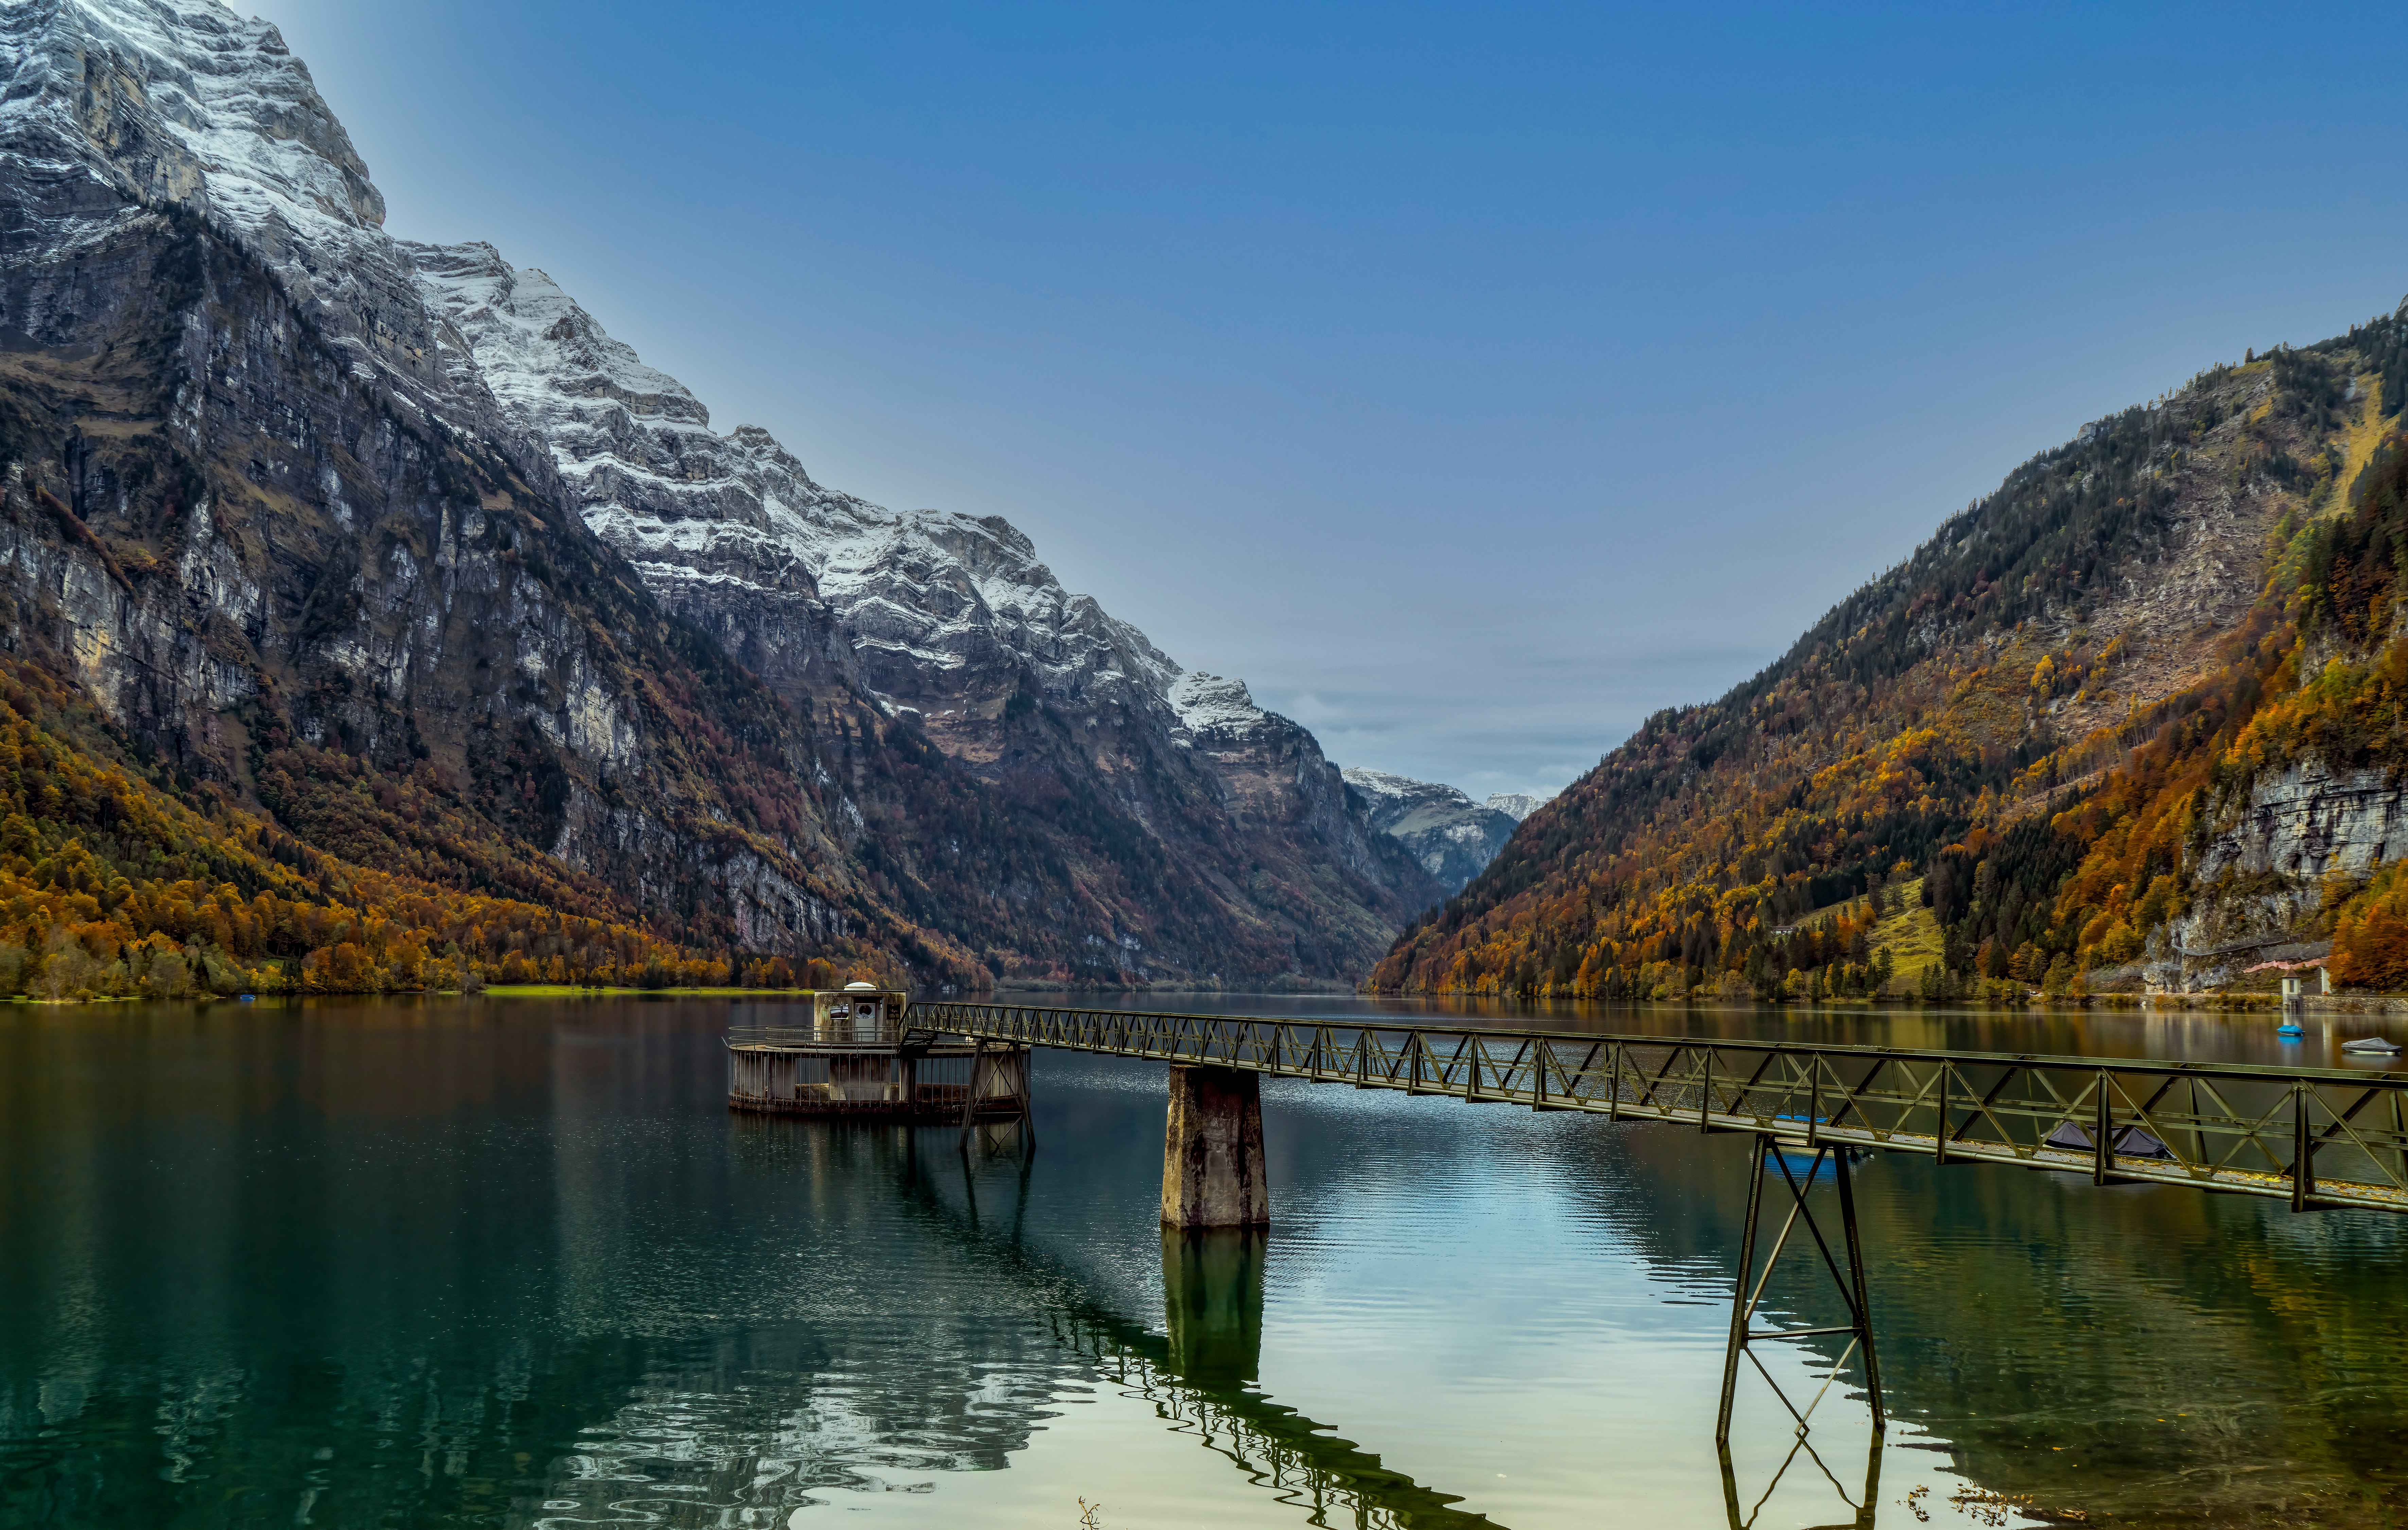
1163 1230 1264 1390
904 1141 1492 1526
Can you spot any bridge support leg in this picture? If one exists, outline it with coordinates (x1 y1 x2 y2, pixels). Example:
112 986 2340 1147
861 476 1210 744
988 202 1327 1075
959 1044 1033 1155
1716 1133 1884 1448
1161 1065 1270 1228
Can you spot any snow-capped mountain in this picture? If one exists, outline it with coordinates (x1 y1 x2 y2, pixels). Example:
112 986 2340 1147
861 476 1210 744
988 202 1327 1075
1342 768 1531 893
0 0 1441 984
0 0 510 440
406 242 1279 742
407 245 1184 724
403 238 1439 979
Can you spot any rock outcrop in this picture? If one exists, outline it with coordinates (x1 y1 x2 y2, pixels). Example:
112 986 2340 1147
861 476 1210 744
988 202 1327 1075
2155 760 2400 987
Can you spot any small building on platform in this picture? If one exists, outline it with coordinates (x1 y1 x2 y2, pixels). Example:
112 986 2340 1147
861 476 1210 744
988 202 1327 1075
724 981 1029 1121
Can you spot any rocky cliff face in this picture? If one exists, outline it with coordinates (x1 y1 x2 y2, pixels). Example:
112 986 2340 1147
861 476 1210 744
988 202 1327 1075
2157 762 2401 988
1341 768 1527 893
0 0 1436 986
0 0 955 970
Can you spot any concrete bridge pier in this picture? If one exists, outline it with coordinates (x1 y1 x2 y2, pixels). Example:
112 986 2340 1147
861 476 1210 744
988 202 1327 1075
1162 1065 1270 1228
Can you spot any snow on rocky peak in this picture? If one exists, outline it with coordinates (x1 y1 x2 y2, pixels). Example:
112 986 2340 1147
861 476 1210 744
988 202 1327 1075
1340 767 1440 812
1168 673 1272 739
406 243 820 601
1339 767 1521 893
1484 791 1553 821
1 0 381 236
0 0 1288 752
409 240 1219 720
0 0 477 425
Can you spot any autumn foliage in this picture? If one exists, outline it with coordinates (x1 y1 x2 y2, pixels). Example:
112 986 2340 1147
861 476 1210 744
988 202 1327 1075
1373 315 2408 998
0 656 897 1000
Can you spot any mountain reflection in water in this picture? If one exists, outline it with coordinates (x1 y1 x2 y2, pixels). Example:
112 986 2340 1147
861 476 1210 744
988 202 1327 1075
2 995 2406 1528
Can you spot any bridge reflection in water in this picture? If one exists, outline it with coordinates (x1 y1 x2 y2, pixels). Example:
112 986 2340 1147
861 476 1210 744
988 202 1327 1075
899 1001 2408 1527
920 1116 1888 1529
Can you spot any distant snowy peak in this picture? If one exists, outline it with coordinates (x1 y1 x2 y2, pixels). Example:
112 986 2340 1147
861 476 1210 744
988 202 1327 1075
1339 767 1521 893
1 0 478 426
1343 768 1554 823
1484 791 1553 822
409 239 1207 715
1340 767 1467 813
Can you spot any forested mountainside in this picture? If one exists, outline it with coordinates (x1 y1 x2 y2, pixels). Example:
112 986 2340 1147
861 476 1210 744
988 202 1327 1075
1372 300 2408 998
0 0 1434 992
0 650 789 994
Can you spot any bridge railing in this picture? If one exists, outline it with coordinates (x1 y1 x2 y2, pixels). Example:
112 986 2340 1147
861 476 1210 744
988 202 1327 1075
904 1002 2408 1214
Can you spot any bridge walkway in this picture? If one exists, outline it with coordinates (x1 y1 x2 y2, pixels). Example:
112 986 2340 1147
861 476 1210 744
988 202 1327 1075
906 1002 2408 1214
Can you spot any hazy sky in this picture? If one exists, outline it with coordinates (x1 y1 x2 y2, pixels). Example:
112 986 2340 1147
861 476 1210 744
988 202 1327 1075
260 0 2408 799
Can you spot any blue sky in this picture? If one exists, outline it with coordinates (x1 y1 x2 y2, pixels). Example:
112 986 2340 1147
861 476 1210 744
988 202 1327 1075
266 0 2408 798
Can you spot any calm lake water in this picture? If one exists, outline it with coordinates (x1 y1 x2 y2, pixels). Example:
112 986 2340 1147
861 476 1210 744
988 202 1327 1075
4 993 2406 1528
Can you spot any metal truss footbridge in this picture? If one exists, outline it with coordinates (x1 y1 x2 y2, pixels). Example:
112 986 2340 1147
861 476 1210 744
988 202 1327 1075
905 1002 2408 1214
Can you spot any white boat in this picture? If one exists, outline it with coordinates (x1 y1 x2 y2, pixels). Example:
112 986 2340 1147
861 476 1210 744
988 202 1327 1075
2341 1037 2404 1055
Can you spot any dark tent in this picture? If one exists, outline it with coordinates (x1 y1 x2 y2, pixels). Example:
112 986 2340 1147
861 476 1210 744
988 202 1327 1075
2045 1120 2172 1159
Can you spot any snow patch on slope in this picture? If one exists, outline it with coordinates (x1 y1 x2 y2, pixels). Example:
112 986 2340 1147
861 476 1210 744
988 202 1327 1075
1168 673 1272 738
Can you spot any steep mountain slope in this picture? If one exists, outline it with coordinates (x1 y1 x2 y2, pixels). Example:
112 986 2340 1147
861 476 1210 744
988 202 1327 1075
0 0 1438 990
0 646 757 994
1341 767 1522 892
1372 303 2408 998
0 0 1007 984
405 242 1441 985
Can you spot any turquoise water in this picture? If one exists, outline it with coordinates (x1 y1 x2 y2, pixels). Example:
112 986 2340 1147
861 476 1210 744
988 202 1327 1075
3 995 2405 1528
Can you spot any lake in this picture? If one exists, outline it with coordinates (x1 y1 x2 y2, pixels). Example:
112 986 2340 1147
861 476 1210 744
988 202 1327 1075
3 993 2404 1528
